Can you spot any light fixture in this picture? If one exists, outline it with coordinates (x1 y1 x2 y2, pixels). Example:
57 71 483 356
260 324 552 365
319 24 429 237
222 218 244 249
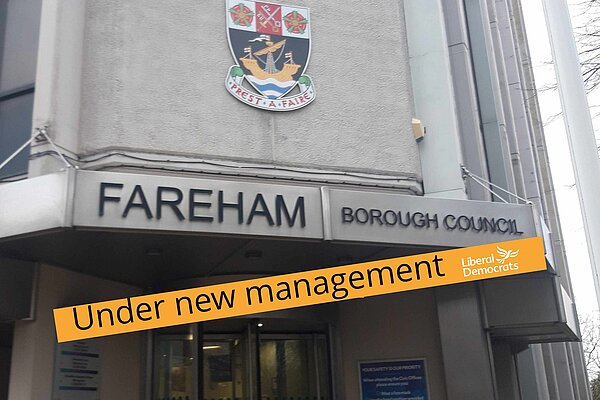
245 250 263 259
202 345 222 350
257 322 264 327
412 118 426 142
146 248 163 256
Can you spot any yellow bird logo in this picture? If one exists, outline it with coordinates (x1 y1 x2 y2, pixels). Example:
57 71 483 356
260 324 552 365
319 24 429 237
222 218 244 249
496 246 519 264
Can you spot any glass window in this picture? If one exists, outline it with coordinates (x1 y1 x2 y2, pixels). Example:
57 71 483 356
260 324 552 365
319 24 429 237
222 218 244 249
0 0 42 180
0 91 33 179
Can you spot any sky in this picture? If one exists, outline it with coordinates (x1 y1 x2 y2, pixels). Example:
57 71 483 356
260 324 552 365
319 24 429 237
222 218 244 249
520 0 599 316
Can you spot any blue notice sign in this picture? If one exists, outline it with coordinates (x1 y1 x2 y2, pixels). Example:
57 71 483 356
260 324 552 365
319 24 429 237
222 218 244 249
359 359 428 400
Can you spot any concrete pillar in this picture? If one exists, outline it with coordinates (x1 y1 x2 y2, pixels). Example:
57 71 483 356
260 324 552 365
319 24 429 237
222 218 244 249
436 283 497 399
404 0 466 199
463 0 517 199
549 342 577 400
492 341 520 400
494 0 543 208
541 343 561 400
516 345 551 400
487 0 528 201
7 265 143 400
28 0 87 177
441 0 491 201
570 342 592 400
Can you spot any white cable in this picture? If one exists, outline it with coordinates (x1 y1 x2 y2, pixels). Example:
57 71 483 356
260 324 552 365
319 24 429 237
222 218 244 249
464 172 510 203
0 127 74 175
0 136 34 172
461 165 533 205
35 127 74 169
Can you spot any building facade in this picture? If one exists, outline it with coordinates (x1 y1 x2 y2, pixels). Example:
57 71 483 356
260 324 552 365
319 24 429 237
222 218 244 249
0 0 591 399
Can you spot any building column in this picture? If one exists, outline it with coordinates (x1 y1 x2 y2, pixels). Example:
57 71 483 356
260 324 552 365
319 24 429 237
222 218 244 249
549 342 577 400
492 341 520 400
436 283 497 399
403 0 466 199
516 344 551 400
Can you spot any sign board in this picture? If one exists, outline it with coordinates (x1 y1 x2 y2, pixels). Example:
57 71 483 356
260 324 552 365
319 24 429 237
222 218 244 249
73 170 324 240
359 359 429 400
3 170 543 250
328 188 538 247
52 340 101 400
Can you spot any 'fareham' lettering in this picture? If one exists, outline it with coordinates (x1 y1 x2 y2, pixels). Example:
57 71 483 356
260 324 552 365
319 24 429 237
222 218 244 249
98 182 306 227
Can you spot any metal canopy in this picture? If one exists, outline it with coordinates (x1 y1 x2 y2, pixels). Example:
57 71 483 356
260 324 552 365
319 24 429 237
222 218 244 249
0 229 424 287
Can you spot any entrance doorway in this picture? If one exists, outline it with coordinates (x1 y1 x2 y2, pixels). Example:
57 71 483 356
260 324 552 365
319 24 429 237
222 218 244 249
152 319 331 400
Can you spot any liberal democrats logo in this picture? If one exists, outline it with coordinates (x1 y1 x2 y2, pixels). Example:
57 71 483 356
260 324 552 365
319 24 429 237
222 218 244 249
225 0 315 111
496 246 519 264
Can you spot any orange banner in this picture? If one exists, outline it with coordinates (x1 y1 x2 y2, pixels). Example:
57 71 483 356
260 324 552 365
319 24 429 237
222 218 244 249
54 236 547 342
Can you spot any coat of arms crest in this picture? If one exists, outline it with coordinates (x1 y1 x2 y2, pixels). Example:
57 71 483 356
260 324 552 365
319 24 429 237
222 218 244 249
225 0 315 111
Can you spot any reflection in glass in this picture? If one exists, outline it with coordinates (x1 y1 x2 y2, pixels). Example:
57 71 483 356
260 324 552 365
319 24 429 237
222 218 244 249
153 332 194 400
0 92 33 179
260 335 329 400
203 338 246 400
153 328 330 400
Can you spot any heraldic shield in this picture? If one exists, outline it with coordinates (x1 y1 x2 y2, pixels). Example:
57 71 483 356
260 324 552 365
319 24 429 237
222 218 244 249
225 0 315 111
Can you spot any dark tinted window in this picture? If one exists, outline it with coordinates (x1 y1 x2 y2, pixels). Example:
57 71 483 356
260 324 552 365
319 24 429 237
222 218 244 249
0 0 41 180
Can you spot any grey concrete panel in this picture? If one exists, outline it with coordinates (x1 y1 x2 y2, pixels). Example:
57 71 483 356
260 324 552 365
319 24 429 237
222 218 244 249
441 0 470 47
492 341 520 400
551 342 577 400
496 0 543 206
0 170 71 239
488 0 527 200
436 283 497 399
29 0 86 178
464 0 517 197
570 342 593 400
447 42 491 201
77 0 421 177
442 0 492 201
483 276 559 328
404 0 466 198
516 345 551 400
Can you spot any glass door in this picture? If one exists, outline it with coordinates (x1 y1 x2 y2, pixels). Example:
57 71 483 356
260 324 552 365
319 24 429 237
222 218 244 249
202 334 248 400
258 334 330 400
152 322 331 400
153 327 195 400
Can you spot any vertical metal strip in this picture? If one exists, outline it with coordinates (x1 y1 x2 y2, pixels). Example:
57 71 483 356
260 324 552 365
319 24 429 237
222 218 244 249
247 322 254 400
327 323 337 400
193 323 202 400
313 333 321 400
320 186 333 241
255 320 262 400
144 331 153 400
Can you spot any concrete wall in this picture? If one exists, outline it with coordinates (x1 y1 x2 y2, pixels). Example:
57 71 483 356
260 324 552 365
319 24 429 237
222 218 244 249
33 0 421 179
336 290 447 400
7 265 143 400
